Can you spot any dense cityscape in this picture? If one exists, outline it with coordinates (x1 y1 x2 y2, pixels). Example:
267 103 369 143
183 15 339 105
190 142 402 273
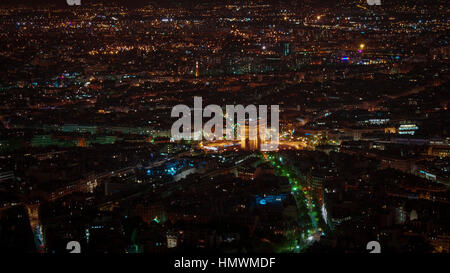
0 0 449 255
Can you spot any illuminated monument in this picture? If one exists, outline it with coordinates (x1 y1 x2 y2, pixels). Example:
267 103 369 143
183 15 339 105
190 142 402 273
240 120 260 150
239 117 277 151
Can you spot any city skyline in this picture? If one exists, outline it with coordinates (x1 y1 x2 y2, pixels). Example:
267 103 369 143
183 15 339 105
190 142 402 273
0 0 449 256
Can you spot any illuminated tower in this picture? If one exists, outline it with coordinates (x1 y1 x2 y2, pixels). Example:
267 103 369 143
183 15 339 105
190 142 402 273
195 61 199 77
26 203 45 252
